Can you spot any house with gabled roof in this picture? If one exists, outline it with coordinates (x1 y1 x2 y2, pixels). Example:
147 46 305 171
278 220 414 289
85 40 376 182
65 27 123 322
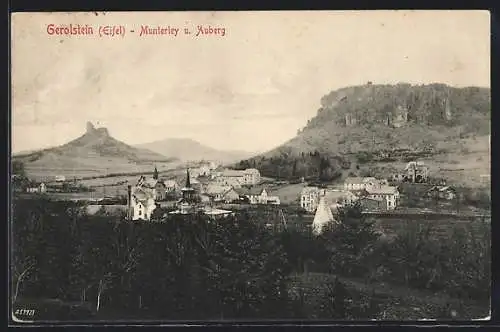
131 186 157 220
26 182 47 194
405 161 429 183
163 179 180 193
344 177 386 191
205 184 240 203
300 186 322 212
426 185 456 200
365 185 400 210
236 186 280 205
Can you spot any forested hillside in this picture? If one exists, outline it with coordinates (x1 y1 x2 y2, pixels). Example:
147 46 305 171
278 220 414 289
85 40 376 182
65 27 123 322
236 83 490 181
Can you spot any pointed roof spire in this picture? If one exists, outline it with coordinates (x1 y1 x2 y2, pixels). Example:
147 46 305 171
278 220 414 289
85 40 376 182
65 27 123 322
185 168 191 188
153 166 158 180
312 195 335 235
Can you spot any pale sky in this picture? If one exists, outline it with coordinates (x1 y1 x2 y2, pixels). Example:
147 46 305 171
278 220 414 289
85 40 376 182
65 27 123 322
11 10 490 153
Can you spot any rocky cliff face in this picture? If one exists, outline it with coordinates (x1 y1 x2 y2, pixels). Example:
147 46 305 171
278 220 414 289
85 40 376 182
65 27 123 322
247 83 490 158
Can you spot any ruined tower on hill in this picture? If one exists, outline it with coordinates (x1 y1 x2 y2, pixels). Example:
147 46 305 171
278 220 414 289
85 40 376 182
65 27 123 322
86 121 96 133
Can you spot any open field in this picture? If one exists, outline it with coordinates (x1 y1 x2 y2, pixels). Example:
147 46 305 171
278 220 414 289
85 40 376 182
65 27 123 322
24 160 183 182
271 183 308 204
362 151 490 189
16 192 107 201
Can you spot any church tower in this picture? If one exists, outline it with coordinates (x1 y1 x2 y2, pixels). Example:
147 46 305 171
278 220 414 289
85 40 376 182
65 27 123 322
153 166 159 180
181 168 195 202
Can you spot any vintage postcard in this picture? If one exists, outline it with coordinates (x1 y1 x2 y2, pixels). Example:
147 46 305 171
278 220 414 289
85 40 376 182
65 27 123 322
10 11 491 324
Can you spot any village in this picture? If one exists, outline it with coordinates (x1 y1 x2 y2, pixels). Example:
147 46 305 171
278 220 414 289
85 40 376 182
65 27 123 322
14 155 486 236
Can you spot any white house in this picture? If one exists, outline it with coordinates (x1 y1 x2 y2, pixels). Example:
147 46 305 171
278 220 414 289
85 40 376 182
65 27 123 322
343 177 368 191
189 165 211 178
216 170 245 188
243 168 261 185
26 182 47 193
205 184 240 203
131 187 157 220
344 177 387 191
405 161 429 183
300 186 321 213
237 187 280 205
137 176 167 201
164 180 180 193
198 165 211 177
324 189 359 206
55 175 66 182
365 185 400 210
215 168 261 187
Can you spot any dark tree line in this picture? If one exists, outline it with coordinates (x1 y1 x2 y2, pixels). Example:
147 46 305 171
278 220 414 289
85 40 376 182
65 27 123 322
11 197 490 321
11 197 296 320
236 151 346 182
278 203 490 314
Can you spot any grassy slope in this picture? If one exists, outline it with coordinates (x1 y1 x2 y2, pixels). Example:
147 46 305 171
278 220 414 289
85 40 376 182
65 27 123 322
242 83 490 188
14 128 179 179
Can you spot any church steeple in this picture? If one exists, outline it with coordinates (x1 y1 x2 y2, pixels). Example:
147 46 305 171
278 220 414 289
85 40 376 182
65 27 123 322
153 166 159 180
185 168 191 188
181 168 195 203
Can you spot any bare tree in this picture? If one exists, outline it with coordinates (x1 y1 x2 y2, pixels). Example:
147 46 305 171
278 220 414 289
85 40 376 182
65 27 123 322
12 262 34 304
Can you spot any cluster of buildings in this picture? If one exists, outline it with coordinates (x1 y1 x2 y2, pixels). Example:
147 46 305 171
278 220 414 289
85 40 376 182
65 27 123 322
301 177 400 235
128 164 279 221
301 176 399 214
128 169 235 220
392 161 429 183
425 185 456 201
25 182 47 193
212 168 261 187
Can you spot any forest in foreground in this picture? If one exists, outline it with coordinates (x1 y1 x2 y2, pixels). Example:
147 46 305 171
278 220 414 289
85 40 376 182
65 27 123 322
11 197 490 321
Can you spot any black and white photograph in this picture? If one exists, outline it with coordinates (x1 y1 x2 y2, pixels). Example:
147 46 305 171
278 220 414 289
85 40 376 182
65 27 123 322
10 10 491 323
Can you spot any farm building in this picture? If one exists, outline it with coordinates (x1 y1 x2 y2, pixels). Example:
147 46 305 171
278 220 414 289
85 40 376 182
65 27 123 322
205 184 240 203
426 186 457 200
26 182 47 193
364 185 400 210
404 161 429 183
236 187 280 205
344 177 387 191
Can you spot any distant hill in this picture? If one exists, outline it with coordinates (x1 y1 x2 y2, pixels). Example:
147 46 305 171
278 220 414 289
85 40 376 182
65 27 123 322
13 122 176 178
236 83 490 181
135 138 255 164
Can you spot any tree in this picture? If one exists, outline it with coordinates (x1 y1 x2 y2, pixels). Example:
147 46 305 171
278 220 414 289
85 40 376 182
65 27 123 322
319 203 380 277
12 160 26 176
318 277 381 320
11 197 301 320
